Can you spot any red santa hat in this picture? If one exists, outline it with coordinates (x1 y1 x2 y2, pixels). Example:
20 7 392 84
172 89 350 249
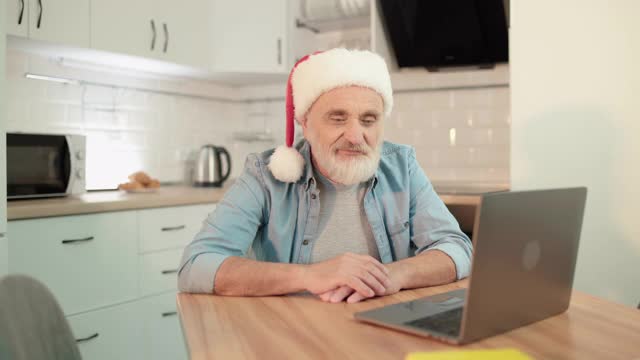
268 48 394 183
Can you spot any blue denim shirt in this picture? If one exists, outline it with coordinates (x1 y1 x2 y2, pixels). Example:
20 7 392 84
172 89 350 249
178 140 473 293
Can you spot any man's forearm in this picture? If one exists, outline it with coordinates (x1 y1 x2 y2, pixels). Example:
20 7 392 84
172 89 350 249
389 250 457 290
214 256 307 296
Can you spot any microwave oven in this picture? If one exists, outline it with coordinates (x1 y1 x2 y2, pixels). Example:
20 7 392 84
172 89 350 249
6 133 86 200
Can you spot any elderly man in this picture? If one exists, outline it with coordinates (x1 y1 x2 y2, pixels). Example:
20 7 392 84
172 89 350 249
178 48 473 303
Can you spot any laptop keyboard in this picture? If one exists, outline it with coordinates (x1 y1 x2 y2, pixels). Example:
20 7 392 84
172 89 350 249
404 307 463 337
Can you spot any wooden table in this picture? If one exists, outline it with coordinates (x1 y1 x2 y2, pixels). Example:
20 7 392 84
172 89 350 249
177 280 640 359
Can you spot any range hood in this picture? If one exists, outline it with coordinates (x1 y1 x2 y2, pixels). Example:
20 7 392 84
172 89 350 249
378 0 509 71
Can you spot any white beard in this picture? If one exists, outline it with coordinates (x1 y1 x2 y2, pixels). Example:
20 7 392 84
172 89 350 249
310 139 382 185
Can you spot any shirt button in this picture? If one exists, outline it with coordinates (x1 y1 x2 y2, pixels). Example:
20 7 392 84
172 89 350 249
302 239 310 245
311 194 317 200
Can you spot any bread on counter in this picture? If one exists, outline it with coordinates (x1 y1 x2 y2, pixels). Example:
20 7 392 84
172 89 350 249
118 171 160 191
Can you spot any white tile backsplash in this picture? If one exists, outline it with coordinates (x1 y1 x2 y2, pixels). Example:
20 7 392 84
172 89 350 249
6 49 510 189
6 50 249 189
451 88 492 109
385 87 510 184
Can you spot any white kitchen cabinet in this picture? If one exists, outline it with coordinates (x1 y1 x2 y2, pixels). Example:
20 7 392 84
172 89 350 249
155 0 210 68
5 0 90 47
91 0 154 59
6 202 215 358
139 248 183 297
140 292 188 360
28 0 90 47
5 0 29 37
138 204 215 253
209 0 288 73
92 0 209 68
288 0 396 70
8 211 139 315
67 300 144 360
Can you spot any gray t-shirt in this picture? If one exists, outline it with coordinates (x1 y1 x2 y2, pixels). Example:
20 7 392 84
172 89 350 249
310 169 380 263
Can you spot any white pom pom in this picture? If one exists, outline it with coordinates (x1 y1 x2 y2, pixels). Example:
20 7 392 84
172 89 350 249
268 145 305 183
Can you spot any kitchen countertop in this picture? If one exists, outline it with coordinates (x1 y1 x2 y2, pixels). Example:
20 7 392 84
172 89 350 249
7 182 508 221
433 183 509 195
434 183 509 207
7 184 233 220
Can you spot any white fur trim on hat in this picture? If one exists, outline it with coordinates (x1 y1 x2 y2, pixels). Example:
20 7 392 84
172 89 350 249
268 145 305 183
291 48 393 120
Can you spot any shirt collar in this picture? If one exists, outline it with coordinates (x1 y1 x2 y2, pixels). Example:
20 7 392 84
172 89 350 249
296 140 315 191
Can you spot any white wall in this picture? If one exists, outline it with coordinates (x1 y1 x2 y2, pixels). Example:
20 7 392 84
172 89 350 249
511 0 640 306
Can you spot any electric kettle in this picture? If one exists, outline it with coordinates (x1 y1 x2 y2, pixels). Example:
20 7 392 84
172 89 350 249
194 145 231 187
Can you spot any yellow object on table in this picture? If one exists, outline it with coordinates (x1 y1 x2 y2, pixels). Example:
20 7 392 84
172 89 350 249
406 349 533 360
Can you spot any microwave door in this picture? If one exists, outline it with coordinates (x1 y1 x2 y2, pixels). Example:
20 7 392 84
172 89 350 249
7 133 71 199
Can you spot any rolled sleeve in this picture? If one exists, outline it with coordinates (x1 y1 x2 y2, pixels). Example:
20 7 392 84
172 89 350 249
408 149 473 280
177 155 266 293
178 252 231 294
424 242 472 280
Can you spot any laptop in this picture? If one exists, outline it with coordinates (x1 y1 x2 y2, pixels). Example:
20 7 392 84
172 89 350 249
354 187 587 344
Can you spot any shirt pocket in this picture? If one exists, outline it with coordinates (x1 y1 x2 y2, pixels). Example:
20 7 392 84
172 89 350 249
387 219 411 244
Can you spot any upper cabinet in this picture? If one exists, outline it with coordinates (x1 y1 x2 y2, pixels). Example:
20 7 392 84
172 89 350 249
90 0 154 59
91 0 209 68
29 0 90 46
208 0 288 74
5 0 90 47
289 0 396 70
155 0 209 68
6 0 291 77
5 0 28 37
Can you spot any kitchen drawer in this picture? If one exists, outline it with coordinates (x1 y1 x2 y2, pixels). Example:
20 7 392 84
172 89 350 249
138 204 216 253
141 292 188 360
8 211 138 315
139 248 183 296
67 301 143 360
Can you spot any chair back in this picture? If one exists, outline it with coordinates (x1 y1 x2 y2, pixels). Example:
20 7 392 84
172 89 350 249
0 274 82 360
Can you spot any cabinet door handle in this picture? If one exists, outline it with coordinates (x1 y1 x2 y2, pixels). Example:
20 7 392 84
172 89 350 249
150 19 157 51
36 0 43 28
61 236 95 245
161 225 185 232
162 311 177 317
277 37 282 65
18 0 25 25
76 333 99 343
162 23 169 53
161 269 178 275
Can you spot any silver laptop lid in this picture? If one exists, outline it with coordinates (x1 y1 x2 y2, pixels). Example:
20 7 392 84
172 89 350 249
459 187 587 344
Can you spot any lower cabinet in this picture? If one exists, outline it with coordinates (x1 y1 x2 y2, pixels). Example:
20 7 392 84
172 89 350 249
140 292 188 360
68 300 144 360
7 202 216 360
8 211 139 315
138 204 214 253
68 292 186 360
139 248 184 297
